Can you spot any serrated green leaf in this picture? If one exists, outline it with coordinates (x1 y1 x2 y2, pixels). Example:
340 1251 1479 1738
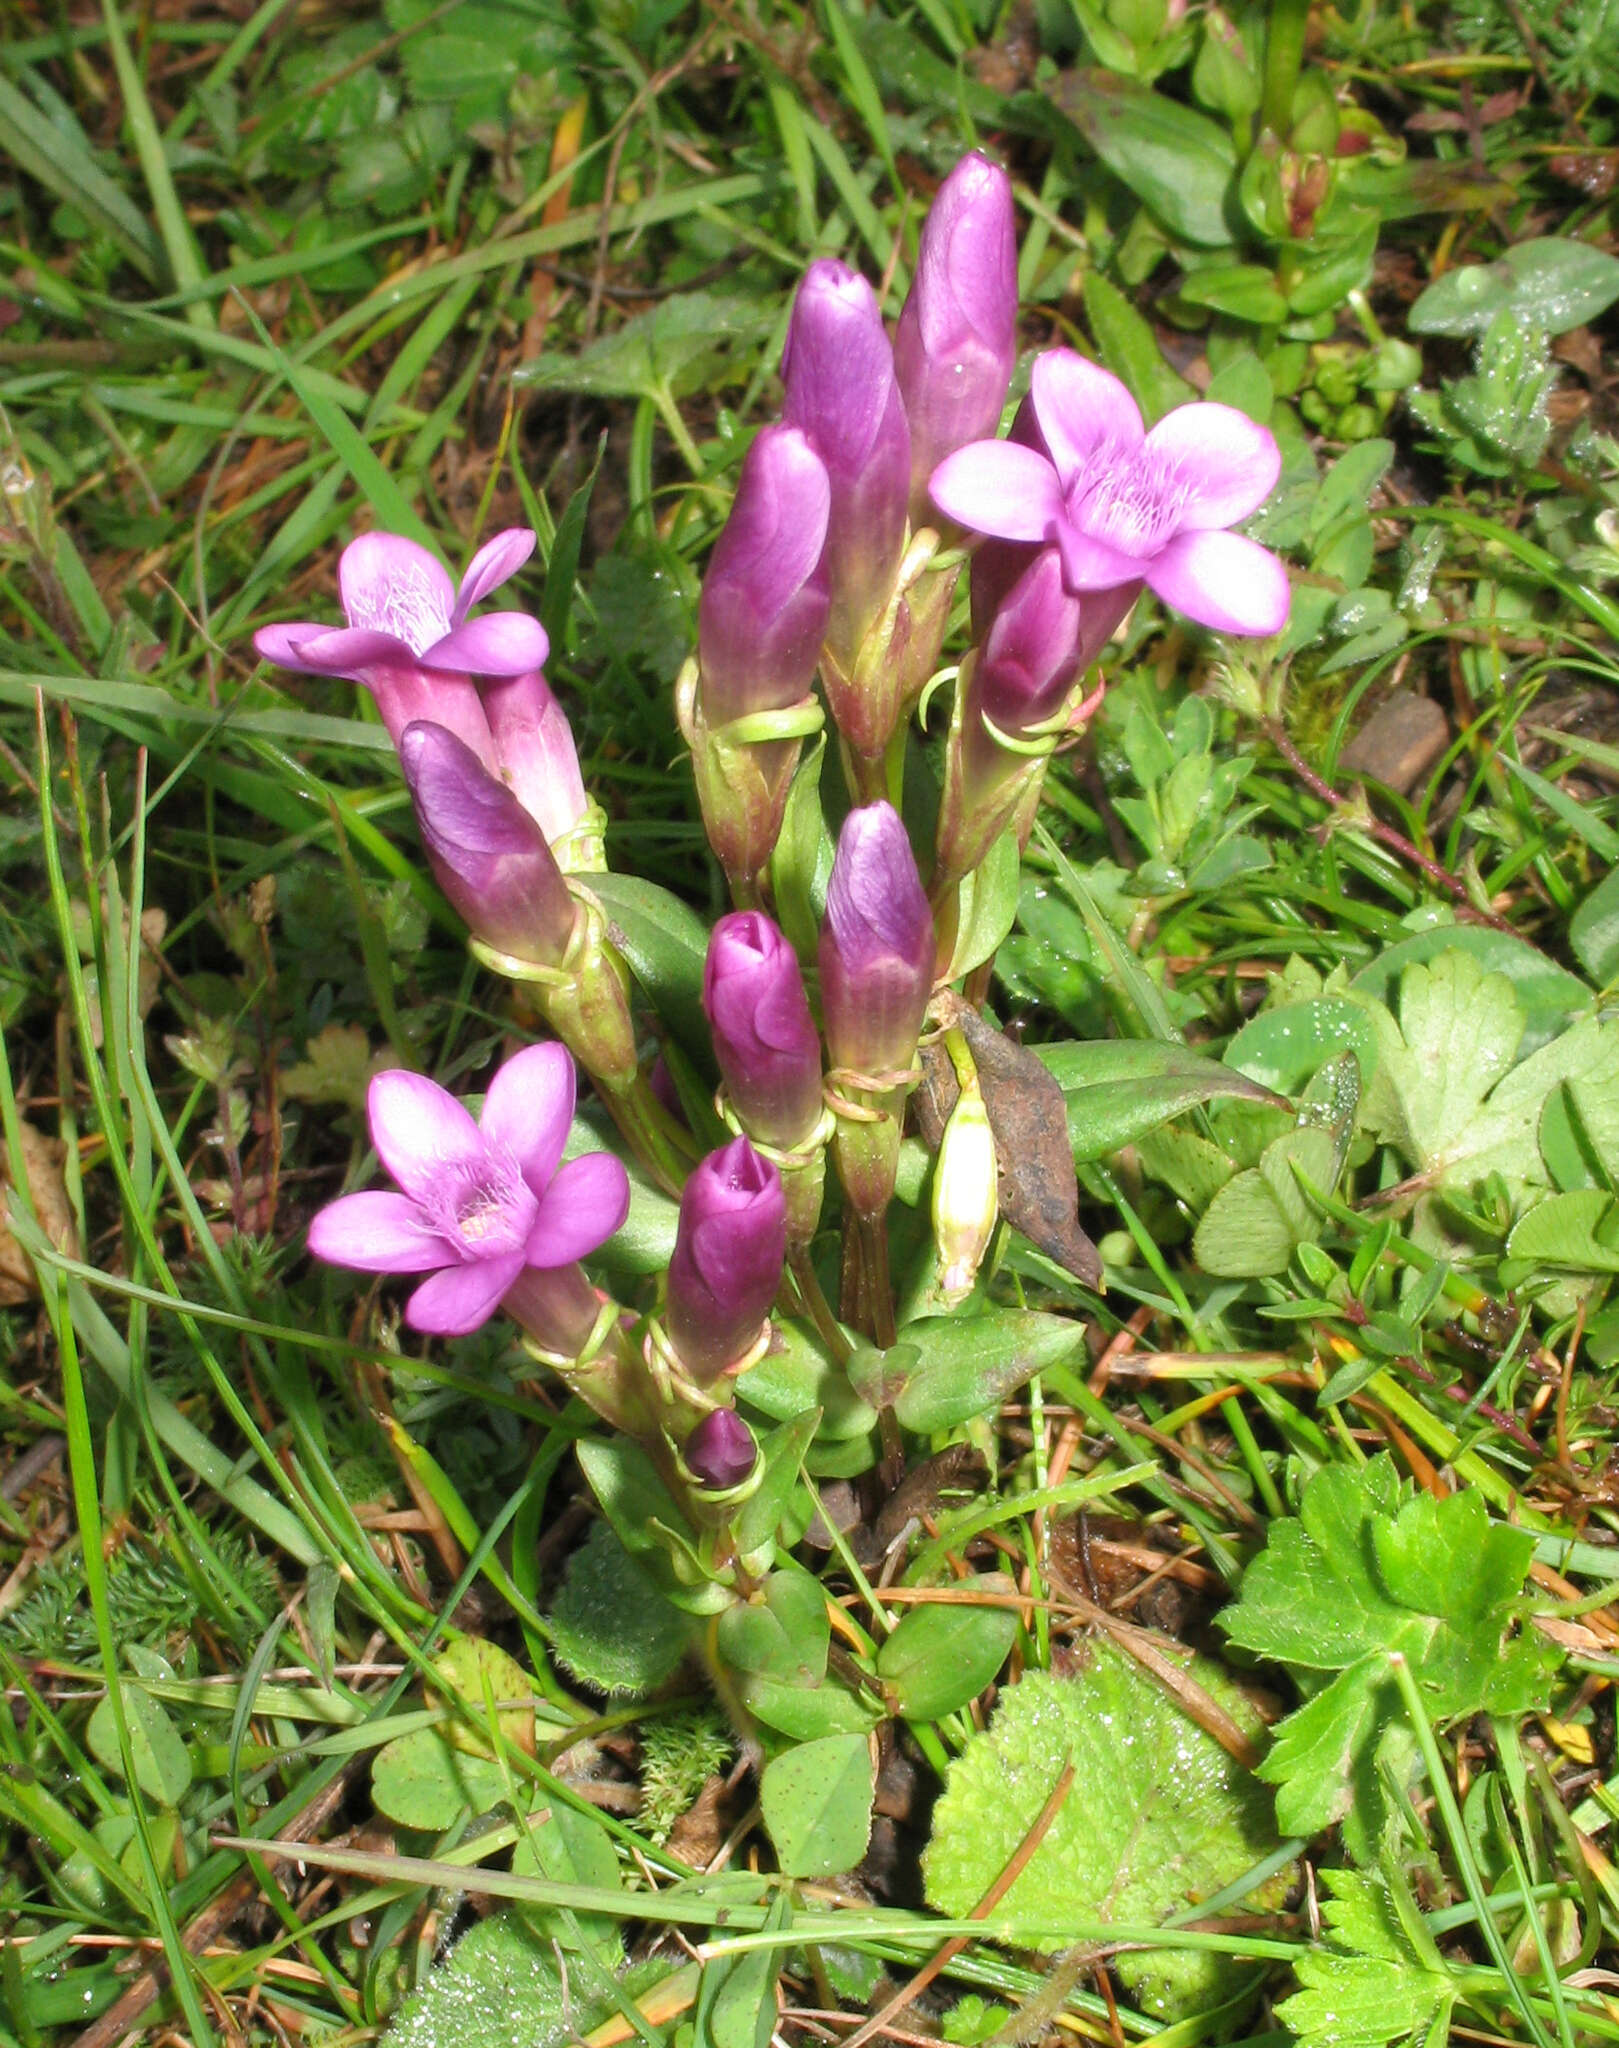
1278 1868 1455 2048
924 1648 1282 2019
1222 1459 1557 1851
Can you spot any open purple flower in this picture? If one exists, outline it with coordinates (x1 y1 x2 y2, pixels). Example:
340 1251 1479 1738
308 1042 630 1337
256 528 548 682
930 351 1289 636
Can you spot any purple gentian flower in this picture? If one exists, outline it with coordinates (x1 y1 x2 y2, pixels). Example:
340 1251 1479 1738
702 912 824 1151
666 1136 787 1383
307 1042 630 1336
930 351 1290 636
698 424 832 729
397 721 579 966
480 669 590 853
819 803 935 1082
255 528 548 684
683 1407 758 1491
894 153 1018 524
782 260 911 666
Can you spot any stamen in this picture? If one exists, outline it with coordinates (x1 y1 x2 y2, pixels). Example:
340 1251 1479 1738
346 560 453 655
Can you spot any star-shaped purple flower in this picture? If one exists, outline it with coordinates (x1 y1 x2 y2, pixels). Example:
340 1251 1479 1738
929 350 1290 637
308 1042 630 1336
255 528 549 682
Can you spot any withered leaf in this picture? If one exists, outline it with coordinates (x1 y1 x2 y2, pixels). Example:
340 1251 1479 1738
918 994 1101 1287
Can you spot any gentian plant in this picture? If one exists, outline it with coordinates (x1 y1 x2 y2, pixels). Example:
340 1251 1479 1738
260 149 1289 1753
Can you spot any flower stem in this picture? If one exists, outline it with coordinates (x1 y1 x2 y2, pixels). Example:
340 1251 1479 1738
1259 0 1310 142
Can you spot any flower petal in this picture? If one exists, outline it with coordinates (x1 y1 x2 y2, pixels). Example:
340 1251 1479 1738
253 623 327 673
307 1191 456 1272
405 1252 526 1334
1144 402 1282 530
424 613 550 676
524 1152 631 1267
367 1069 486 1206
455 529 537 618
339 534 455 654
1145 529 1291 635
255 624 414 677
1055 523 1151 592
480 1041 576 1198
1030 350 1143 481
928 441 1064 543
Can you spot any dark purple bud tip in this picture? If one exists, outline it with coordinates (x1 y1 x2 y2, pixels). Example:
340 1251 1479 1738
684 1407 757 1491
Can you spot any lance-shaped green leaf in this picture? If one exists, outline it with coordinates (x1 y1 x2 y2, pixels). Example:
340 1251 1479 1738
877 1577 1020 1719
1047 69 1238 247
1037 1039 1284 1162
588 872 712 1064
760 1732 875 1879
875 1310 1088 1432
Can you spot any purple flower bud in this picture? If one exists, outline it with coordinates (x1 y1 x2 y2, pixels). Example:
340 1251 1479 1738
683 1406 758 1491
480 669 590 853
895 155 1018 526
703 912 823 1150
698 426 832 729
974 547 1083 735
398 721 578 965
782 260 911 667
818 804 934 1082
666 1137 787 1383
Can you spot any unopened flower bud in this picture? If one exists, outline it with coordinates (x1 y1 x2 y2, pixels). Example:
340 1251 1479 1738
703 912 823 1150
481 669 594 863
819 804 934 1085
698 426 831 729
398 721 578 965
683 1407 758 1491
666 1137 787 1384
895 154 1018 526
932 1034 998 1306
783 260 911 668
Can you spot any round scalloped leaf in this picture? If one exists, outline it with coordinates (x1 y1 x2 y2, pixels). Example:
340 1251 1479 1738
923 1644 1283 2020
548 1519 694 1697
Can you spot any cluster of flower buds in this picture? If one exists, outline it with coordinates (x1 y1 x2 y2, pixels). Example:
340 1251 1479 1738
680 152 1019 883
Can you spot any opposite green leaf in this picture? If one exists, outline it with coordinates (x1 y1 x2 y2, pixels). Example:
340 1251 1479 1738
760 1732 875 1879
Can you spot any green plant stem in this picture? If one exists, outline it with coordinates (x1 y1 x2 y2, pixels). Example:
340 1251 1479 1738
1258 0 1310 142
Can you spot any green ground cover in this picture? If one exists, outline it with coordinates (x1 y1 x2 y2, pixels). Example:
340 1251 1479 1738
4 0 1619 2042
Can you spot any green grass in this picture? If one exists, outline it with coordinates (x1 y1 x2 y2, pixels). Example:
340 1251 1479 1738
3 0 1619 2043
